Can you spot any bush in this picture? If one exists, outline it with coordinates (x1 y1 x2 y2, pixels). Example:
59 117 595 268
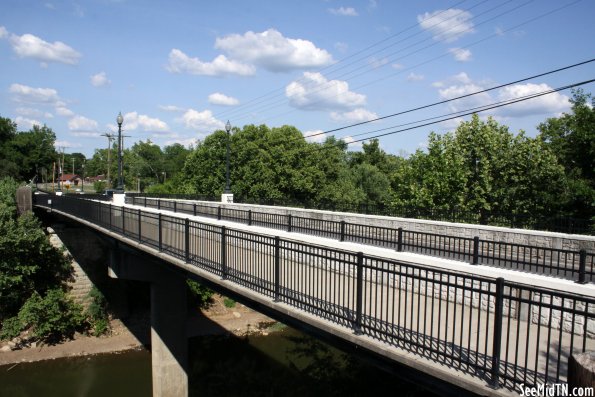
223 298 236 308
17 289 86 343
0 316 23 340
187 279 214 309
86 287 109 336
93 181 107 194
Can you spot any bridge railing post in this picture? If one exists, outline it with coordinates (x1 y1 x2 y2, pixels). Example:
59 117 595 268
184 218 190 263
144 197 147 208
158 213 163 252
578 249 587 284
217 206 222 221
354 251 364 335
193 203 197 217
274 236 280 301
221 226 227 279
108 203 112 230
248 210 252 226
121 206 125 235
340 220 346 242
174 201 177 213
397 227 403 252
472 236 480 265
490 277 505 389
157 199 161 210
287 214 292 233
138 208 142 242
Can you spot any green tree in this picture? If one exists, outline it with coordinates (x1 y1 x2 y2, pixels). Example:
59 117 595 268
0 178 72 321
538 89 594 220
391 115 567 224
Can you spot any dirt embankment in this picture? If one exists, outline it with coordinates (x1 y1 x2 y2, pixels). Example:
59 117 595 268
0 294 278 366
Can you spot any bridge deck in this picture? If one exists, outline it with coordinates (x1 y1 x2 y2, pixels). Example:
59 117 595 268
35 196 595 395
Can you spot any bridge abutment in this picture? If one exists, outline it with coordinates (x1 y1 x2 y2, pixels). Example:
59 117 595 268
108 242 188 397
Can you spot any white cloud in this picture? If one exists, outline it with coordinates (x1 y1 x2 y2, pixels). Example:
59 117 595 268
0 26 8 39
55 106 74 117
208 92 239 106
9 83 60 104
70 132 101 137
496 83 570 117
368 57 389 69
286 72 366 111
449 47 472 62
166 49 255 77
341 135 363 149
439 82 492 113
8 30 81 65
435 73 571 118
165 136 200 148
15 116 42 129
392 63 404 70
302 129 326 143
90 71 110 87
123 111 169 132
329 7 358 16
68 115 98 131
330 108 378 123
407 72 425 82
55 140 83 148
417 9 474 42
452 72 472 84
176 109 224 133
159 105 185 112
367 0 378 11
15 107 52 118
215 29 334 72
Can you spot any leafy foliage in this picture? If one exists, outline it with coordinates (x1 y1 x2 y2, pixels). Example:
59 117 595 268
187 279 214 309
17 289 86 343
86 287 109 336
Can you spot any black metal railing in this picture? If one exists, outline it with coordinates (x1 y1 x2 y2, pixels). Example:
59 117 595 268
125 193 593 235
33 194 595 391
125 196 595 284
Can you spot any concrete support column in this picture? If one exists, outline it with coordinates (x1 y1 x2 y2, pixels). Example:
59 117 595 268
151 273 188 397
107 242 188 397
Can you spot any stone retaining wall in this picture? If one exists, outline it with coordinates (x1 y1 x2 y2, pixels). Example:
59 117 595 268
47 227 94 307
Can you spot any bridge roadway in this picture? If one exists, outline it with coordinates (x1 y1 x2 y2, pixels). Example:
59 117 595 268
36 195 595 397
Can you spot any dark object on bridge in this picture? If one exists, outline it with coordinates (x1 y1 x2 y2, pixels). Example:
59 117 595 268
104 189 116 198
16 186 32 215
568 351 595 389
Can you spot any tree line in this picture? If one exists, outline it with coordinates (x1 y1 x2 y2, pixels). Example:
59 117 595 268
1 89 592 229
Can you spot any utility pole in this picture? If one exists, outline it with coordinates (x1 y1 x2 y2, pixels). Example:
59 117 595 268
101 133 115 186
57 146 65 191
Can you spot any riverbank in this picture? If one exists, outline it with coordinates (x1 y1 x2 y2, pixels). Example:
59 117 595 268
0 294 279 366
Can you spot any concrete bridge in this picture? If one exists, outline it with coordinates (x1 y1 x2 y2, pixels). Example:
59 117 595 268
33 193 595 397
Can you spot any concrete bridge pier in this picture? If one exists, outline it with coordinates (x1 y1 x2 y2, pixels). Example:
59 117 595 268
108 241 188 397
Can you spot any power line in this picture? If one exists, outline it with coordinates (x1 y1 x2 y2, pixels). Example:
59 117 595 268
301 57 595 141
221 0 581 128
315 78 594 151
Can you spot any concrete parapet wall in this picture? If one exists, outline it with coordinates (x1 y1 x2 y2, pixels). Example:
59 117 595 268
174 200 595 252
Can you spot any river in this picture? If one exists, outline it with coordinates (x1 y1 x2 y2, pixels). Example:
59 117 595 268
0 326 436 396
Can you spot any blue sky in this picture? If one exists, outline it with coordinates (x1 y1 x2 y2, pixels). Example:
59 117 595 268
1 0 594 158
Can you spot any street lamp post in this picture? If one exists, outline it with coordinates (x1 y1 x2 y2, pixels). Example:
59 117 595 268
224 120 232 194
116 112 124 191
